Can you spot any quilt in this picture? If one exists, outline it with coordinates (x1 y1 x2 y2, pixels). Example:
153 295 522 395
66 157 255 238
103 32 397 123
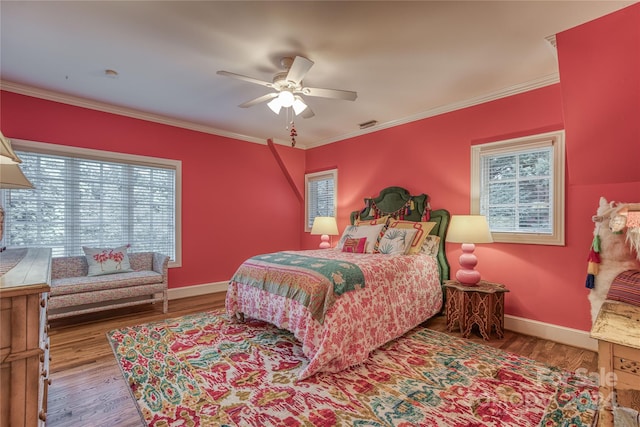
226 249 443 378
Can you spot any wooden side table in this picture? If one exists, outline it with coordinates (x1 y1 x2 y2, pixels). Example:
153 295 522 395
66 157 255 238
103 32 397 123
444 280 509 340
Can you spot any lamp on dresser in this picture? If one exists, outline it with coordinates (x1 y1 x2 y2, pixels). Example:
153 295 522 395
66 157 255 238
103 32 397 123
1 131 35 248
445 215 493 286
311 216 339 249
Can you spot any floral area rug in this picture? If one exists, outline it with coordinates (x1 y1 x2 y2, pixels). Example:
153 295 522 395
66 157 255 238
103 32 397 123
107 310 599 427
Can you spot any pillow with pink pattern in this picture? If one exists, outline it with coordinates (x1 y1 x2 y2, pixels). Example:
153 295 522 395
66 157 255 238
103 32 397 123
341 237 367 253
83 245 133 276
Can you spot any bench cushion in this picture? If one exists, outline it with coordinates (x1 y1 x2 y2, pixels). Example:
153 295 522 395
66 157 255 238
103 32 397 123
51 270 163 296
48 283 166 311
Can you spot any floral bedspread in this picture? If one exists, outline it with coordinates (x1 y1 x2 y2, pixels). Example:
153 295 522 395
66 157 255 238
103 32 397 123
226 249 443 379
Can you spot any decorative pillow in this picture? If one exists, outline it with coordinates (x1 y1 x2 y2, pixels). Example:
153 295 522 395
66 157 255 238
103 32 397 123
420 235 441 257
606 269 640 306
376 228 418 255
355 215 390 227
83 245 133 276
341 237 367 253
336 224 386 253
387 220 437 255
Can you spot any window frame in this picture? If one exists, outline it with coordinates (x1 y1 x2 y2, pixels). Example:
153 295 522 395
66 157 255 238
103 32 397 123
470 130 565 246
4 139 183 267
304 169 338 233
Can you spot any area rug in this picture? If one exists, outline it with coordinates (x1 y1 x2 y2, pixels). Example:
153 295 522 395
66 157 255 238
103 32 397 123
107 310 599 427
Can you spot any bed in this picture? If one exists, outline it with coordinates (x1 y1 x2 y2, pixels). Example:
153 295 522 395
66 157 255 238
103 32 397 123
226 186 450 379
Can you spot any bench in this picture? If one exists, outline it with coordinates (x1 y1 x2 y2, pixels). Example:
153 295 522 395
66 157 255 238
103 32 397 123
48 252 169 320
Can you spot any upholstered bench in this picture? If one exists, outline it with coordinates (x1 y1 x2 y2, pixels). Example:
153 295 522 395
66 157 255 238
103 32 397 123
48 251 169 319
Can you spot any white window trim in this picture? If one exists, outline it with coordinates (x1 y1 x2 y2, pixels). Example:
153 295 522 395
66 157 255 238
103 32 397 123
304 169 338 233
10 139 183 267
470 130 565 246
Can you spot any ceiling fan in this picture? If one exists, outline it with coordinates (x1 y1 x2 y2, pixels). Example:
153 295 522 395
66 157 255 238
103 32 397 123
217 56 357 119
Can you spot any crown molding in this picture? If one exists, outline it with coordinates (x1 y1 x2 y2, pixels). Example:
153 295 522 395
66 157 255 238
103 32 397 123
0 80 293 147
304 73 560 149
2 74 559 150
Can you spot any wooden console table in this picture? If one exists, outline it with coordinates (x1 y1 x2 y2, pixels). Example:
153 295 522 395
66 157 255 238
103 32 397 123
445 280 509 341
1 248 52 427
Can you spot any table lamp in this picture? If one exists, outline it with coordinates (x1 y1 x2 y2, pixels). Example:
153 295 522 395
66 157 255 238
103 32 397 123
446 215 493 286
1 131 35 246
311 216 339 249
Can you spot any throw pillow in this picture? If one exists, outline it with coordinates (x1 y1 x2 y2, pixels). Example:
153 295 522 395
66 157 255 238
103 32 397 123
355 215 390 226
387 220 437 255
376 228 418 255
83 245 134 276
606 269 640 306
420 235 441 257
336 224 386 253
341 237 367 253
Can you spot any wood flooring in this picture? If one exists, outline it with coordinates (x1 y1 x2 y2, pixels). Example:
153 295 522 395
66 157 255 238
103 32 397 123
44 292 612 426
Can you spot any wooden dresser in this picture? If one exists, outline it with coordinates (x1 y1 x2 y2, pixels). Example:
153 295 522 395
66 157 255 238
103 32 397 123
1 248 52 427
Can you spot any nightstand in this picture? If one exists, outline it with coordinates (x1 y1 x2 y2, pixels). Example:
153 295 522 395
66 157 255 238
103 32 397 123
444 280 509 340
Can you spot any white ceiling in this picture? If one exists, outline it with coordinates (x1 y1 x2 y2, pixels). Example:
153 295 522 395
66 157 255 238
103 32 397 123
1 1 635 148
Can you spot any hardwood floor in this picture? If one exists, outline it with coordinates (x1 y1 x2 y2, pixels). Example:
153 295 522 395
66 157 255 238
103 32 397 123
46 292 602 426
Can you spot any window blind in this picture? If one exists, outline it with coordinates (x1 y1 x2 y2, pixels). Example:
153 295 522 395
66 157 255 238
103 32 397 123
480 146 553 234
1 150 177 259
305 171 336 230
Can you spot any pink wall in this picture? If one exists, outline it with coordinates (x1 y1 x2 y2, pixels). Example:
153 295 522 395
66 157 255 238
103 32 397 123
558 3 640 186
1 91 303 289
304 3 640 332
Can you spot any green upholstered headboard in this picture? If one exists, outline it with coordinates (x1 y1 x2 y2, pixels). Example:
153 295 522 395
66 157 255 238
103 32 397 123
349 186 450 282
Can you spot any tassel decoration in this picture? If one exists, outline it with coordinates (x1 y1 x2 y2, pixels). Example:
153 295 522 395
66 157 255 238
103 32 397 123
585 234 601 289
586 274 595 289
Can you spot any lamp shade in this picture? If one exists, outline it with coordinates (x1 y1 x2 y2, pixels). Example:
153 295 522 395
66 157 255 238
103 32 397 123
0 131 21 165
292 96 308 115
0 163 34 189
267 97 283 114
445 215 493 244
311 216 339 236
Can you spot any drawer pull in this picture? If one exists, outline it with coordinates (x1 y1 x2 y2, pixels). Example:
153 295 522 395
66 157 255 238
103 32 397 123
40 298 46 308
39 411 47 421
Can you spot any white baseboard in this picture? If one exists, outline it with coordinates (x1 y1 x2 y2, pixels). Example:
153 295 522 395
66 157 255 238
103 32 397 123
504 314 598 352
168 283 598 352
168 281 229 300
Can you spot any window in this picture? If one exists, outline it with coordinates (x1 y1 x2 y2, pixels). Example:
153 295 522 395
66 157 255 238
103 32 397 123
305 169 337 232
1 140 182 265
471 130 565 245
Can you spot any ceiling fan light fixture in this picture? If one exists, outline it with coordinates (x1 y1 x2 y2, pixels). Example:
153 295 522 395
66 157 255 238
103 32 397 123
278 90 295 108
267 97 282 114
292 97 308 115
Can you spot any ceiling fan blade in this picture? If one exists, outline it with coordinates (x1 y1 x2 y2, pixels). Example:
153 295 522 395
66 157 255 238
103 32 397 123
286 56 314 85
300 105 315 119
217 70 272 88
302 87 357 101
239 92 278 108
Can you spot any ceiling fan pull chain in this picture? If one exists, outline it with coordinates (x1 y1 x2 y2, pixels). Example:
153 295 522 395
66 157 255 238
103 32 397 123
290 121 297 147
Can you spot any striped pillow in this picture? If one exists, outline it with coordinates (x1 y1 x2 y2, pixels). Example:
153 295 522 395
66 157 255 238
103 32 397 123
606 269 640 306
